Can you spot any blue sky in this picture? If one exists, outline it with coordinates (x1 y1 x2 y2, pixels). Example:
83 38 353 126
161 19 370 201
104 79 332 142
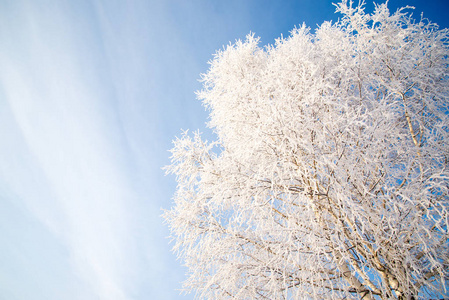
0 0 448 299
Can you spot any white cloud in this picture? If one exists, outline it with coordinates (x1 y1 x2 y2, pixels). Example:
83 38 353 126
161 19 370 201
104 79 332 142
0 2 137 299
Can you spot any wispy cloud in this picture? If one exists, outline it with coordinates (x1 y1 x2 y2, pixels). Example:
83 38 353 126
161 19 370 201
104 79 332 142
0 1 137 298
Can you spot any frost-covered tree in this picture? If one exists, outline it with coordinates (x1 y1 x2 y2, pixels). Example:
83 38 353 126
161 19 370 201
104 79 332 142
164 1 449 299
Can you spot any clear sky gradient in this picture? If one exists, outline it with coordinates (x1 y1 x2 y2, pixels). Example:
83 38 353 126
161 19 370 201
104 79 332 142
0 0 448 299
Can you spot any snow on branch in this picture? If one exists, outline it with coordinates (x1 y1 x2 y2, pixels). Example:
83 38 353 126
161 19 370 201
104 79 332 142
165 1 449 299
